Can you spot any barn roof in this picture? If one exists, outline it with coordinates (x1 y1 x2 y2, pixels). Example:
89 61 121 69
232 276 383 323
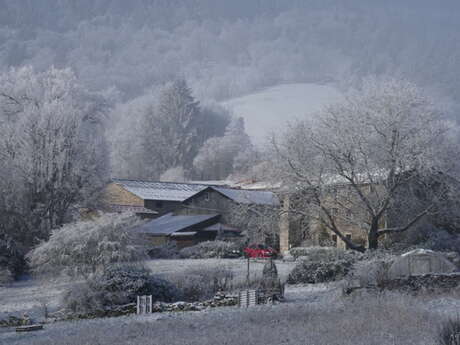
112 178 279 206
112 179 210 202
135 212 220 236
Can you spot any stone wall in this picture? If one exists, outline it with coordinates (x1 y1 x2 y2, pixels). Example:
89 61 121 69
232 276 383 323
105 183 144 207
381 273 460 292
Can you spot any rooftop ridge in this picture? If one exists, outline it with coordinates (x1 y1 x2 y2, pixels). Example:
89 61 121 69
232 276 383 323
112 177 226 187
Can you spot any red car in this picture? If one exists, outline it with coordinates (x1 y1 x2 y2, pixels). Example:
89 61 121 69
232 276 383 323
243 244 277 258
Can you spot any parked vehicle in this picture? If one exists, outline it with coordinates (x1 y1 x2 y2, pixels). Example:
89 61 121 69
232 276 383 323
243 244 277 258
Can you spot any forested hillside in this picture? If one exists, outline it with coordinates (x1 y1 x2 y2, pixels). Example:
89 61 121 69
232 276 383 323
0 0 459 106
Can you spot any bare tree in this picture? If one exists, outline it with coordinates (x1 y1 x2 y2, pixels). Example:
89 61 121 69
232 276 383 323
228 202 280 248
274 77 458 251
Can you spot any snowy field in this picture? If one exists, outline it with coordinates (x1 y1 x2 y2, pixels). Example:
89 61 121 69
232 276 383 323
1 258 459 345
222 83 343 144
2 284 459 345
0 259 295 321
145 258 295 284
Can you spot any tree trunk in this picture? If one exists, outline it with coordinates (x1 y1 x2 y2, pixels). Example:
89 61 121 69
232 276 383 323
368 219 379 250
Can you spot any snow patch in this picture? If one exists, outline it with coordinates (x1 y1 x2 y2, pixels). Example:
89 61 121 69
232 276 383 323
222 83 343 145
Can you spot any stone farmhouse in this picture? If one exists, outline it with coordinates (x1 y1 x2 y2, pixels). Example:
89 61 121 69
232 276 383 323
279 183 385 254
105 179 279 248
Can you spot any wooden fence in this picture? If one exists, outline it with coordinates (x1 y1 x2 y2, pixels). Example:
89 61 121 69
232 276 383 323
137 295 153 314
238 290 258 307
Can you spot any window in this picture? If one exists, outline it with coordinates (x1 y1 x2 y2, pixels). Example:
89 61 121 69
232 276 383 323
155 201 163 208
204 192 210 201
345 233 352 250
331 234 338 247
345 209 353 219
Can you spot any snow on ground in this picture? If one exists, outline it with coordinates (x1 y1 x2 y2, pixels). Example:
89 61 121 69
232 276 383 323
1 259 459 345
144 258 295 284
2 283 456 345
221 83 343 145
0 259 294 320
0 279 71 321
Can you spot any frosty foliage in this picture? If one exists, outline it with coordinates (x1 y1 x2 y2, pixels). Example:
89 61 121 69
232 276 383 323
275 77 459 251
193 117 257 180
109 80 233 180
165 266 234 301
289 246 361 262
27 213 145 277
0 66 109 275
63 265 179 315
287 259 353 284
287 247 359 284
178 241 241 259
2 1 460 110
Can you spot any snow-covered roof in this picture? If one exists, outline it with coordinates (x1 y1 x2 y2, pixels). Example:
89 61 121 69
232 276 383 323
113 179 210 201
212 187 280 206
112 178 280 205
135 212 220 235
401 249 437 257
170 232 197 237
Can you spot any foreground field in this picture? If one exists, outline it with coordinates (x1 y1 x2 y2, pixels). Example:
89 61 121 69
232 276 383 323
0 258 295 321
1 258 459 345
2 285 459 345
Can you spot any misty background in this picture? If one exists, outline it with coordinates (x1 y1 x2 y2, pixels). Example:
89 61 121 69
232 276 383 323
1 0 459 180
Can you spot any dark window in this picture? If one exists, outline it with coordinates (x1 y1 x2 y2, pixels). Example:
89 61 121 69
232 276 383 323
345 234 352 249
155 201 163 208
332 234 338 246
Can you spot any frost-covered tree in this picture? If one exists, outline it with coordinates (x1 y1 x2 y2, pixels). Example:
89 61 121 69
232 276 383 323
0 66 109 274
140 79 203 178
193 117 256 180
274 77 458 251
27 213 145 277
110 81 231 180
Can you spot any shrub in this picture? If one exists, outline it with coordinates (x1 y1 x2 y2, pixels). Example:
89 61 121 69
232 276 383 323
27 213 146 277
179 241 241 259
148 242 179 259
0 267 14 285
165 266 234 301
438 317 460 345
289 246 361 262
348 257 394 288
63 265 180 315
287 259 353 284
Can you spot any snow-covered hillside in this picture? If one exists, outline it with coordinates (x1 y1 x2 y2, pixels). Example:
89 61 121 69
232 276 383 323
222 83 343 145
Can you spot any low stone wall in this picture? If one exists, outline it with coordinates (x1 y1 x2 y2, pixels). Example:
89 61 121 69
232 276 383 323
43 293 238 322
381 273 460 293
343 273 460 295
152 294 238 313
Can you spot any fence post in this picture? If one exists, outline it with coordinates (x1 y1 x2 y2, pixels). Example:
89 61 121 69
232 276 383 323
148 295 152 314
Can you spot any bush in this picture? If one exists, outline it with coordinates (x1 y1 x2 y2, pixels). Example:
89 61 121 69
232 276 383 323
179 241 241 259
148 242 179 259
287 260 353 284
63 265 180 315
27 213 145 277
347 256 394 288
438 317 460 345
165 266 234 301
289 246 361 262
